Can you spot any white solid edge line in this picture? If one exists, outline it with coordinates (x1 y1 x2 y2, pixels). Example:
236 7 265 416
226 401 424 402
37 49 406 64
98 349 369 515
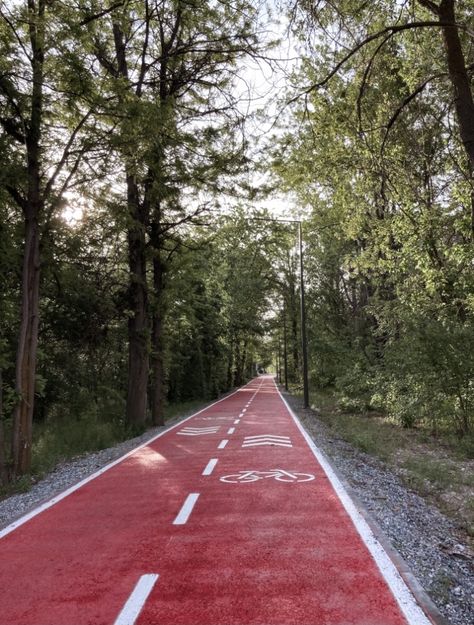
217 439 229 449
173 493 200 525
227 427 235 434
0 383 250 540
202 458 218 476
275 382 432 625
114 574 159 625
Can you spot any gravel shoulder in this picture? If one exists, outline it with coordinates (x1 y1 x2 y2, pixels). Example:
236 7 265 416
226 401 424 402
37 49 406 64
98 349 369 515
1 390 473 625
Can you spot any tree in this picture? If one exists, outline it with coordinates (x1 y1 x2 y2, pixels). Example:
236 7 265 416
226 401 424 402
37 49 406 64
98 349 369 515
0 1 96 474
78 0 263 426
271 0 474 432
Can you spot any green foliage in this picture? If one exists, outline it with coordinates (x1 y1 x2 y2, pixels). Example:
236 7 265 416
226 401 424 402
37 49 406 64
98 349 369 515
32 414 124 475
272 0 474 437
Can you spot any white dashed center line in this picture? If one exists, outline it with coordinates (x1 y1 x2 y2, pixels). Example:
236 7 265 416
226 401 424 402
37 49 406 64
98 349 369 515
227 427 235 435
217 439 229 449
173 493 200 525
234 419 240 424
202 459 218 476
114 574 159 625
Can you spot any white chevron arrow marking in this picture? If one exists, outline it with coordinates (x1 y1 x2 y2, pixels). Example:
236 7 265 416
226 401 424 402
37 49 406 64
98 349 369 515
177 426 220 436
244 434 290 441
199 416 234 420
242 434 292 448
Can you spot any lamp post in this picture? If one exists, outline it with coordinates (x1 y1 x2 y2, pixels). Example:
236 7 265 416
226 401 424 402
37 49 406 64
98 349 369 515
250 216 310 408
282 300 288 391
297 221 310 409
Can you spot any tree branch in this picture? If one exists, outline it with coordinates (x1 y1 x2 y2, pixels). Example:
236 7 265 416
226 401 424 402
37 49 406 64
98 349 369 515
417 0 440 15
381 73 447 155
288 20 454 104
43 109 93 201
79 2 124 27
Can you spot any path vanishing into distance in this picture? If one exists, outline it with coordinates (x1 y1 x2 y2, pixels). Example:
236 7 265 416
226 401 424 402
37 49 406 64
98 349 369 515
0 376 436 625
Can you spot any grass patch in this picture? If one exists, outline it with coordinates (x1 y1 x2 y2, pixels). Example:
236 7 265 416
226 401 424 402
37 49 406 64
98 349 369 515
163 399 208 421
402 458 460 492
307 388 407 461
31 415 125 475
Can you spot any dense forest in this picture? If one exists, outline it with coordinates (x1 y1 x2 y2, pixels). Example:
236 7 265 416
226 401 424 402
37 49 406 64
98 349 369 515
1 0 473 485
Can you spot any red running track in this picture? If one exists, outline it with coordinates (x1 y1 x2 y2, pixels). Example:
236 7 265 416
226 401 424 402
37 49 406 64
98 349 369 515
0 376 433 625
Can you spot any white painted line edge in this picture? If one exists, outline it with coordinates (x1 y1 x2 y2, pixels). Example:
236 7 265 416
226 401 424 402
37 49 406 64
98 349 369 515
234 419 240 424
217 439 229 449
0 382 251 540
227 427 236 434
202 458 218 476
114 573 159 625
173 493 200 525
275 382 432 625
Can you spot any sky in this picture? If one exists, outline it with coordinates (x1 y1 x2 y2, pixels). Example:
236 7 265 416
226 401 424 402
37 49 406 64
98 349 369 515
229 2 302 220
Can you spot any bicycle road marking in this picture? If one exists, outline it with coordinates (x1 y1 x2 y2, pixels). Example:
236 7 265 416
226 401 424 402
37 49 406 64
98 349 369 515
217 439 229 449
220 469 316 483
173 493 200 525
202 459 218 476
114 574 159 625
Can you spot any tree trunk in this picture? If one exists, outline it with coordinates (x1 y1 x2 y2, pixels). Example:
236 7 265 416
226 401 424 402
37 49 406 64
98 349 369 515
234 339 242 386
125 174 149 426
11 0 45 475
0 369 8 484
150 223 165 426
227 335 234 388
438 0 474 168
11 212 41 474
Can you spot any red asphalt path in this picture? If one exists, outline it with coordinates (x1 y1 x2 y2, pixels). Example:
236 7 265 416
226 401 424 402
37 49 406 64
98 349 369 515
0 376 433 625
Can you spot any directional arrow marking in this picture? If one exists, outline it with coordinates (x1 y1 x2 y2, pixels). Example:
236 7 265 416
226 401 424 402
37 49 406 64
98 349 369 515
244 434 291 441
199 416 234 420
177 427 220 436
242 434 292 448
242 441 293 448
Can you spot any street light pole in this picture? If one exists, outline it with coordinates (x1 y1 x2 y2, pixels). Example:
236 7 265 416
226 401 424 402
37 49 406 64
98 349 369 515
283 301 288 391
298 221 309 408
